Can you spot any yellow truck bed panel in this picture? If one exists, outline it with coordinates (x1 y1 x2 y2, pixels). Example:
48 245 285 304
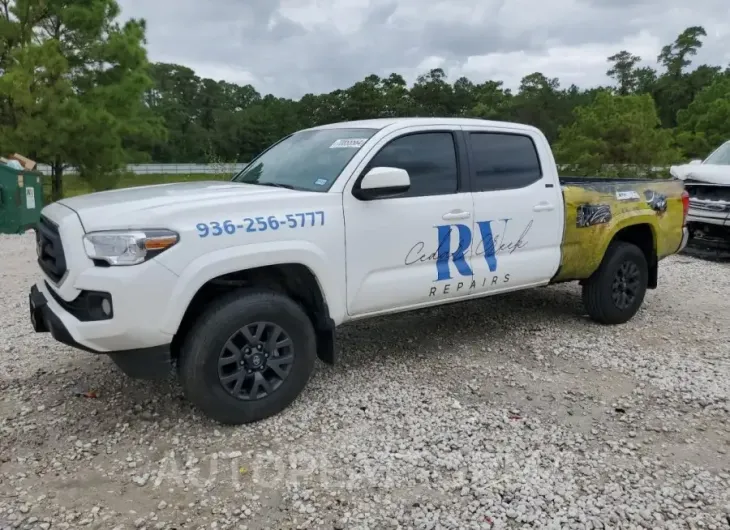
555 179 686 282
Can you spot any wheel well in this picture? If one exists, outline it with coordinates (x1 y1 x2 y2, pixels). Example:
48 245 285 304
611 224 657 288
170 264 336 364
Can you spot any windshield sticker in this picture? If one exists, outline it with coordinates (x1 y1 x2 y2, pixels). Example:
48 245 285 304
616 190 640 201
314 178 328 186
329 138 368 149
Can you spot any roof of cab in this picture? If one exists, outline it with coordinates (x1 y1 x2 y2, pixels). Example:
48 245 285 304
304 117 539 133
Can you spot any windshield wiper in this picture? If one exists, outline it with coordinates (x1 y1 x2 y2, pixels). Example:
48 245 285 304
256 182 296 190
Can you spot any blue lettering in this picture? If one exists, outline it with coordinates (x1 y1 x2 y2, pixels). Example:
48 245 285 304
435 224 473 281
475 220 499 273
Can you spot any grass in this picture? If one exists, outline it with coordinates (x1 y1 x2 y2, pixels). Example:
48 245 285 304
42 172 231 202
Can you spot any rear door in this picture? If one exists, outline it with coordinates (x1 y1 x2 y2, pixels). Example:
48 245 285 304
461 126 563 293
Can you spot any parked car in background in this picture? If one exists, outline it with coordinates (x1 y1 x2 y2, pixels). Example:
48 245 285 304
670 140 730 249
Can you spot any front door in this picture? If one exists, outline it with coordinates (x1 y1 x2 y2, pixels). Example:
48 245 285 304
343 127 475 317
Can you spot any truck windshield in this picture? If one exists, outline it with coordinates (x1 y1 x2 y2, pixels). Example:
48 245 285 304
704 141 730 165
232 128 377 192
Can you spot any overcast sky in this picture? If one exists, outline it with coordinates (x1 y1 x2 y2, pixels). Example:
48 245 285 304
117 0 730 99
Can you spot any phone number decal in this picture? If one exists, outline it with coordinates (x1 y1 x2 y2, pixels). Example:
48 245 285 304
196 211 325 238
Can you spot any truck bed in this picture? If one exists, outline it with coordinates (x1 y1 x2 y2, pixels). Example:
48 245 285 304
553 176 686 283
559 176 661 184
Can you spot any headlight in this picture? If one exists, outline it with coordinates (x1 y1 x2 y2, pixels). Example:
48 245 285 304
82 229 179 266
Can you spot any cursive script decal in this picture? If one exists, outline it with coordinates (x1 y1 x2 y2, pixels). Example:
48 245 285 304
472 219 532 259
404 224 471 267
404 218 532 280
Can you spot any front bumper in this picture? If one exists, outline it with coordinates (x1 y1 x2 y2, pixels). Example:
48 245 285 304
29 284 173 380
30 203 182 379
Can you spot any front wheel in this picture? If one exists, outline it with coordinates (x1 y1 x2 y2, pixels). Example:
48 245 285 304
178 288 317 424
582 241 649 325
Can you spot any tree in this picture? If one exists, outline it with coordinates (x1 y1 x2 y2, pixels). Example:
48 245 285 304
633 66 658 94
0 0 164 198
658 26 707 78
607 51 642 95
554 91 681 176
676 78 730 158
132 28 730 172
652 26 715 128
4 5 729 194
409 68 455 116
507 72 573 144
468 80 511 120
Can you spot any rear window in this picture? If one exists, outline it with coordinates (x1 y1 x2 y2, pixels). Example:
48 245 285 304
468 133 542 191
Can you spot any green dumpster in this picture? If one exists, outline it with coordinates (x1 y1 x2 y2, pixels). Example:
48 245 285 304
0 163 45 234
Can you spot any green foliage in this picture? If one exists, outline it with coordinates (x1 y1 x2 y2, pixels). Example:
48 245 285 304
676 78 730 158
606 51 642 96
42 172 223 202
2 15 729 196
554 92 682 177
657 26 707 78
138 24 728 180
0 0 165 199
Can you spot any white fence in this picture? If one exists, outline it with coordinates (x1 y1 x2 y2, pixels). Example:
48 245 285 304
35 163 250 176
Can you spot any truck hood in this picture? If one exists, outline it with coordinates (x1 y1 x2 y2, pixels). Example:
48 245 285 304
57 181 298 230
670 164 730 185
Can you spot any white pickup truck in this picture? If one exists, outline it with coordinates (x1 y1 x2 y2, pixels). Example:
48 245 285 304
670 140 730 250
29 118 689 424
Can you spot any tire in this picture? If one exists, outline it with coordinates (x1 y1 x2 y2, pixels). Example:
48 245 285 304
178 288 317 425
581 241 649 325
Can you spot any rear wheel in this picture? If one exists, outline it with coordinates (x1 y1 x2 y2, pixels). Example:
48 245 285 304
178 288 316 424
582 241 649 325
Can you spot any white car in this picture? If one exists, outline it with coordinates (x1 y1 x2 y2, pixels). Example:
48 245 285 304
670 140 730 248
29 118 689 424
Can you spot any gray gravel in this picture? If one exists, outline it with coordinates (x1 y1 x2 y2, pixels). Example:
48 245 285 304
1 231 729 530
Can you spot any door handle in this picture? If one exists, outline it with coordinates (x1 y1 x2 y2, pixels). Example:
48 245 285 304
533 202 555 212
442 210 471 221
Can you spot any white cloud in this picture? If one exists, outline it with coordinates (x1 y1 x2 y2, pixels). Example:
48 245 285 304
117 0 730 98
457 31 665 90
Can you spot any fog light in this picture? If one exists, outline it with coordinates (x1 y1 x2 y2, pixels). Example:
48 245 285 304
85 292 114 321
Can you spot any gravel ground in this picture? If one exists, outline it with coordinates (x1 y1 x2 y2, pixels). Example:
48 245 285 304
1 231 729 530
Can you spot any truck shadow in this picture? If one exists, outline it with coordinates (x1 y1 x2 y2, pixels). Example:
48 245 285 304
332 284 586 370
2 284 588 433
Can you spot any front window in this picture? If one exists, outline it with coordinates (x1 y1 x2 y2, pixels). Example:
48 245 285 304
704 141 730 165
232 128 377 192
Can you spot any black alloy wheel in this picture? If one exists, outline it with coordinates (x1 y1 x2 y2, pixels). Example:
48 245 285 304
217 321 294 400
611 261 641 310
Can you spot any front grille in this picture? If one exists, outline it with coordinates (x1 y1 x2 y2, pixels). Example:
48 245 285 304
689 198 730 212
36 215 67 283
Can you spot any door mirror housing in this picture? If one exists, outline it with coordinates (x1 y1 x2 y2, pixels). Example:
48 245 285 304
353 167 410 200
689 159 703 165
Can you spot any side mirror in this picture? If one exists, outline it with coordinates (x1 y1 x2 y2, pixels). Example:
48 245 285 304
354 167 410 200
689 159 703 165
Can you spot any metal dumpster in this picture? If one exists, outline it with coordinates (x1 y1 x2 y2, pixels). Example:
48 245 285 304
0 163 45 234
